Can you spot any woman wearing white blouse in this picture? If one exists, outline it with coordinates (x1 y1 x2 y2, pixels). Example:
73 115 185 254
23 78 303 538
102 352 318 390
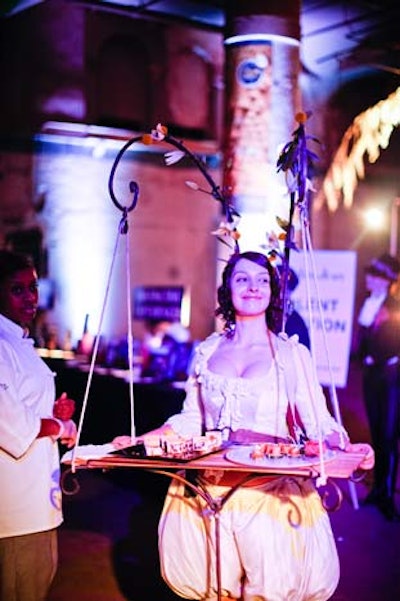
115 251 374 601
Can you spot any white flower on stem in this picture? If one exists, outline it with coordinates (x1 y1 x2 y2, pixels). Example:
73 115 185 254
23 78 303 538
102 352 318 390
185 180 200 190
211 217 241 243
151 123 168 141
164 150 186 165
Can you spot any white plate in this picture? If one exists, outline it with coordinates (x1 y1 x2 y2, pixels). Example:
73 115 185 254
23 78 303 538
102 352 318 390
225 445 337 469
61 443 117 463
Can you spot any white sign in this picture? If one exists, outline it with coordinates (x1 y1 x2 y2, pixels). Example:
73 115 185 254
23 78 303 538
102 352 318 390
288 250 357 388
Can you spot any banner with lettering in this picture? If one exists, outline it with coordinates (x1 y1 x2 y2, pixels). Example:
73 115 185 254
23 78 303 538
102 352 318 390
133 286 184 322
288 250 357 388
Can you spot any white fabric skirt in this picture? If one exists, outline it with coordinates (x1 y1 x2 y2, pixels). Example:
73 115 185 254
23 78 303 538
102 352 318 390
158 474 339 601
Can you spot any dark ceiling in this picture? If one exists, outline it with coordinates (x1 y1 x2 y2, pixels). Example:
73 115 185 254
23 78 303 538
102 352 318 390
3 1 400 78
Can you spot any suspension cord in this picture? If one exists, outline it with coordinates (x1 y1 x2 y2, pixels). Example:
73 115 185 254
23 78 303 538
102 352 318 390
71 141 140 472
71 214 131 471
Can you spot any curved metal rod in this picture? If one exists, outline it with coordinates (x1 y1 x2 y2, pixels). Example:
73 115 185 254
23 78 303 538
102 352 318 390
319 478 343 512
149 468 271 601
143 468 225 601
60 466 81 496
150 468 217 509
163 133 240 255
217 472 258 509
107 127 239 255
163 135 234 219
60 463 346 601
108 136 142 212
350 469 367 483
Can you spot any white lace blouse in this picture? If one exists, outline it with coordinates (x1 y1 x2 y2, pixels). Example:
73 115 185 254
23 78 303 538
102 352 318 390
166 332 344 442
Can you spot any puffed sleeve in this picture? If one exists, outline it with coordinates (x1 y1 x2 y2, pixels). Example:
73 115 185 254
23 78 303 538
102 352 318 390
165 373 203 436
164 333 221 436
290 338 348 440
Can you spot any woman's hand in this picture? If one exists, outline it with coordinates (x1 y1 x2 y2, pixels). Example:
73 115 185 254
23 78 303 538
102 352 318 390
54 392 75 420
112 435 136 449
112 425 175 449
325 432 375 469
345 442 375 470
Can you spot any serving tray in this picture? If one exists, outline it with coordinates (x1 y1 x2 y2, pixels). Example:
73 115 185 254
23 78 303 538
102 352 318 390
109 441 232 463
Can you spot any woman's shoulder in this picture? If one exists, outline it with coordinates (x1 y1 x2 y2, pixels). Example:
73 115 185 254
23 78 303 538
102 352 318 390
191 332 222 370
277 331 301 347
197 331 223 353
277 331 311 358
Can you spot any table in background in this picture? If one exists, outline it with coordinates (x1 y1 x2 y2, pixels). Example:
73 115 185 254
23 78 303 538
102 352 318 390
44 358 186 443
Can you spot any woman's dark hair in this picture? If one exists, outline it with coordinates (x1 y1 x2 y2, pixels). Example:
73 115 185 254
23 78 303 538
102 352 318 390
215 251 281 334
0 249 35 282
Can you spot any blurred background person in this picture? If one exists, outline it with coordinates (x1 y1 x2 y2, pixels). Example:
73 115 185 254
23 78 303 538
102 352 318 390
0 249 77 601
357 253 400 521
279 265 311 349
141 319 192 381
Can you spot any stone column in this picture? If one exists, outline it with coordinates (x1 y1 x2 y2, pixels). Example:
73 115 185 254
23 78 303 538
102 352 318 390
222 1 301 253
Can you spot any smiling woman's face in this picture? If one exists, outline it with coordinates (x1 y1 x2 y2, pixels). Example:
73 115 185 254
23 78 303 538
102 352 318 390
230 258 271 318
0 268 39 327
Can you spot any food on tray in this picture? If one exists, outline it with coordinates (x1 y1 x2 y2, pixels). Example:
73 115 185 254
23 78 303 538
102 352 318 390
304 439 327 457
249 439 325 460
144 435 165 456
120 431 225 460
250 442 295 459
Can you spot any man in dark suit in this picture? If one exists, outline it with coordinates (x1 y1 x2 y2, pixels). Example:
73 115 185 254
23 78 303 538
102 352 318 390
357 253 400 521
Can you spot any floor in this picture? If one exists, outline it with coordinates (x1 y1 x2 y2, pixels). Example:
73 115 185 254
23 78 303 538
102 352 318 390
47 360 400 601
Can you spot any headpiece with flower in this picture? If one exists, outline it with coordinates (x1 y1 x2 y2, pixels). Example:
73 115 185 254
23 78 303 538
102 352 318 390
108 123 241 254
107 117 319 301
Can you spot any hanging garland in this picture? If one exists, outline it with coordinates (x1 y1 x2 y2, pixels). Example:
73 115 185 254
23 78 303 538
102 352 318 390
315 85 400 211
